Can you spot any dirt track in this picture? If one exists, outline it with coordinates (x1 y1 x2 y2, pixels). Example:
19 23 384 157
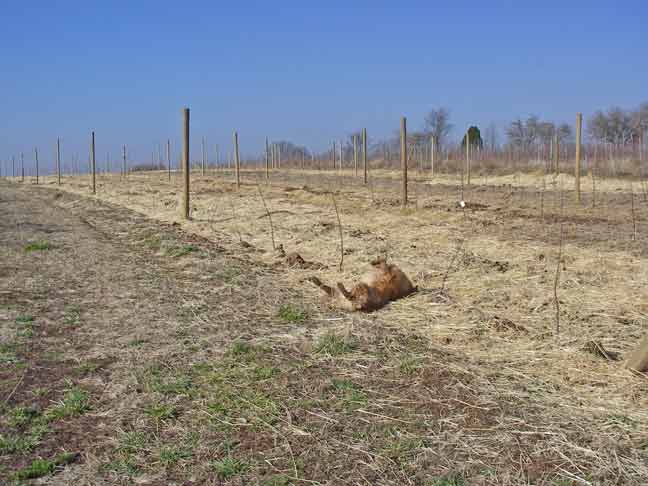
1 180 648 485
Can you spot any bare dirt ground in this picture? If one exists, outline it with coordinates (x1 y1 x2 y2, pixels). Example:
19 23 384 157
1 169 648 485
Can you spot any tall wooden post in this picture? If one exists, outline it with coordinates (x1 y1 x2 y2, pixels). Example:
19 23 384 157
122 145 127 179
234 131 240 189
34 147 39 184
12 156 15 178
301 150 305 170
332 141 336 170
339 140 343 174
167 139 171 181
400 117 408 206
353 135 358 177
431 136 436 175
553 133 559 176
362 128 368 184
90 132 96 193
265 137 270 179
20 152 24 182
277 144 281 169
56 138 61 184
182 108 190 220
269 143 274 169
201 137 206 176
575 113 582 203
466 130 471 186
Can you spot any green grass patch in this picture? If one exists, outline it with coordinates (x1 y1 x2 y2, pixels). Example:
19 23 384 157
314 332 355 356
102 430 149 477
7 406 40 427
15 315 34 324
63 305 82 327
10 452 77 480
117 431 149 455
262 475 292 486
144 403 178 422
206 388 279 429
45 387 90 421
0 343 20 365
158 445 192 467
427 473 466 486
211 457 250 479
31 387 49 397
277 304 307 323
75 361 102 375
102 457 140 476
0 425 47 455
14 315 36 338
141 365 195 396
226 341 262 360
251 365 278 380
165 245 199 257
331 379 367 411
24 241 51 252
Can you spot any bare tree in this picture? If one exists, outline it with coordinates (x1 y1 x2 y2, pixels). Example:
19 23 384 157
424 107 453 153
588 107 636 145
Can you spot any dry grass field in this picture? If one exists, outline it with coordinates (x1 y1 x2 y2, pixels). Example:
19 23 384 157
1 167 648 485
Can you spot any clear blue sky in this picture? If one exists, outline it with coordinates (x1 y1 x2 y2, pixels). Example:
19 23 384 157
1 1 646 170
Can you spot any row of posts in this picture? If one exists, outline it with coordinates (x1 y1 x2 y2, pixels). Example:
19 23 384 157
2 109 584 212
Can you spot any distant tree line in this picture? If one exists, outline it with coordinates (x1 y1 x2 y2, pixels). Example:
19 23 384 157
260 101 647 177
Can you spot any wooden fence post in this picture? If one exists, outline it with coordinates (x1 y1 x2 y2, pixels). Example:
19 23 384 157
20 152 24 182
265 137 270 179
167 139 171 181
12 156 15 179
90 132 96 193
466 130 471 186
34 147 39 185
90 132 97 194
353 135 358 177
201 136 206 176
332 141 336 170
182 108 190 219
122 145 127 179
553 133 559 176
575 113 582 203
431 136 436 176
362 128 368 184
234 131 241 189
56 138 61 184
401 117 408 206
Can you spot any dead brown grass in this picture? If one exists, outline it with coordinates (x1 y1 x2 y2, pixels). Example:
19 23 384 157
3 168 648 484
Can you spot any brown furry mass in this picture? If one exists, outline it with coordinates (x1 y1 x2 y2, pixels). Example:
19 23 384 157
309 259 416 311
